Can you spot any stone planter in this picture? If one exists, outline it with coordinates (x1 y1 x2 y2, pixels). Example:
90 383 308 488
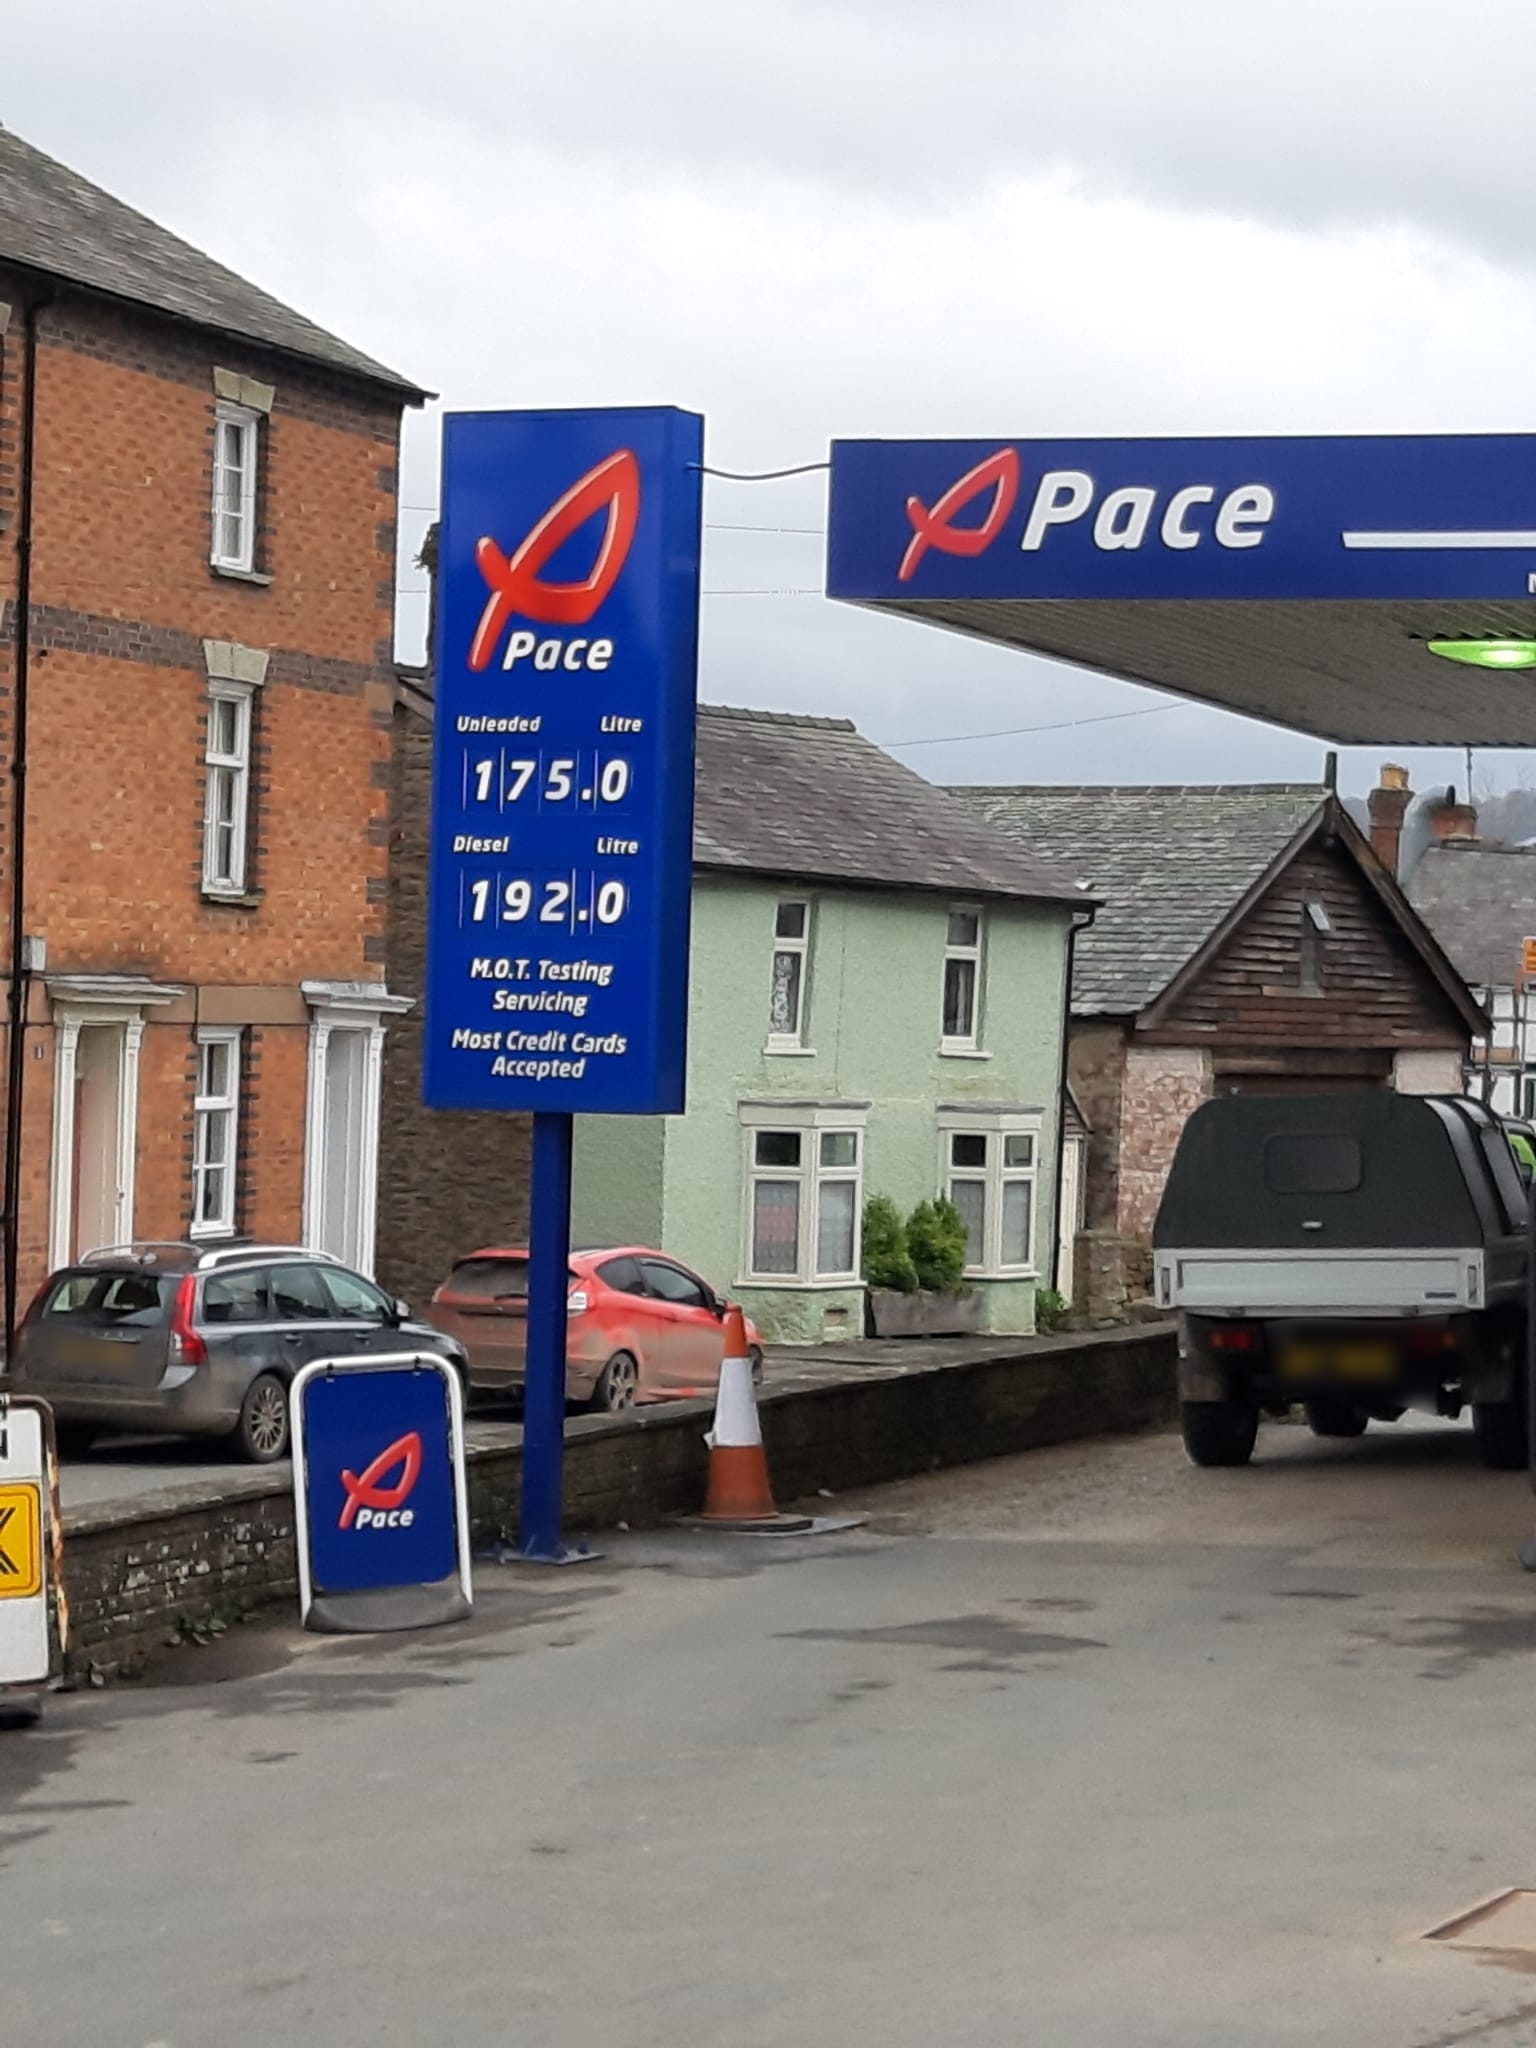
867 1288 982 1338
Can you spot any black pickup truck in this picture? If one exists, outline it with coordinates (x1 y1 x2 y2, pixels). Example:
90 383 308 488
1152 1091 1530 1469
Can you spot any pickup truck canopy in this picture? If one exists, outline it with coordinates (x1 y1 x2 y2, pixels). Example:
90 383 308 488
1153 1092 1528 1253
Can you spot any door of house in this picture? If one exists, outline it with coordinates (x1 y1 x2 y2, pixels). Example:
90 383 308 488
315 1027 368 1270
71 1023 126 1259
1055 1134 1085 1304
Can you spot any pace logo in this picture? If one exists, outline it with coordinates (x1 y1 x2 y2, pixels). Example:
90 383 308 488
468 448 641 673
898 447 1019 583
338 1430 422 1531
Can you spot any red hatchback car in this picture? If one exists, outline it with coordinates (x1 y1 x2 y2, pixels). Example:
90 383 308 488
427 1245 764 1413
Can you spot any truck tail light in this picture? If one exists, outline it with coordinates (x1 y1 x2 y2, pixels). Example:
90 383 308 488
169 1274 208 1367
1407 1325 1456 1354
1210 1326 1256 1353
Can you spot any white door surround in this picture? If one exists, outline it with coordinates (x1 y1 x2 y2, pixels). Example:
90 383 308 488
46 976 184 1270
301 981 412 1277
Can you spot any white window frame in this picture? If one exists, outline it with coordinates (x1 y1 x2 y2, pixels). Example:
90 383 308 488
738 1101 867 1287
211 400 259 573
203 681 253 895
766 898 812 1052
937 1109 1042 1278
941 904 985 1054
191 1028 242 1240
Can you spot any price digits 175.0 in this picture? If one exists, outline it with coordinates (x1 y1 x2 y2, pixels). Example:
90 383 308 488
464 751 632 812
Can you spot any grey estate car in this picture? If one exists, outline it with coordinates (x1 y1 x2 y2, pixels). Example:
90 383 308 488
5 1242 470 1463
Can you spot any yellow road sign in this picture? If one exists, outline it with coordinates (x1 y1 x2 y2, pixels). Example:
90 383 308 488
0 1483 42 1599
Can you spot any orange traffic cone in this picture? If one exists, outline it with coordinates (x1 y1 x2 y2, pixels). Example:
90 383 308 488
698 1307 809 1529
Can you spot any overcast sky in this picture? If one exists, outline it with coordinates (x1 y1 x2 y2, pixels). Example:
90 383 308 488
10 0 1536 796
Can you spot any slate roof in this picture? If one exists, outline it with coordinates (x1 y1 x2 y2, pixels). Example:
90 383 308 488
1406 840 1536 988
948 783 1329 1014
0 125 422 397
691 706 1089 906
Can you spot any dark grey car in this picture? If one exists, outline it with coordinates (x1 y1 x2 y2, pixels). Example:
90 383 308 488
5 1243 470 1463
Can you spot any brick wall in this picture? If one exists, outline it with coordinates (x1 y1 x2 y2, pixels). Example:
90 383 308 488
0 275 410 1294
1117 1042 1212 1241
61 1324 1177 1672
374 685 531 1308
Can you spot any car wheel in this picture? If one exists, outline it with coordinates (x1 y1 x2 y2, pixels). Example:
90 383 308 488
1181 1400 1259 1468
1304 1399 1369 1440
589 1352 639 1415
749 1345 764 1389
1474 1400 1528 1472
230 1372 290 1464
53 1423 97 1458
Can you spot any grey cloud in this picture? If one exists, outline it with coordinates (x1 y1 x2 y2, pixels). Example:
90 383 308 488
7 0 1536 269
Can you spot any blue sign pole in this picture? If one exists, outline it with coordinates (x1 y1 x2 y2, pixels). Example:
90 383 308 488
520 1111 574 1561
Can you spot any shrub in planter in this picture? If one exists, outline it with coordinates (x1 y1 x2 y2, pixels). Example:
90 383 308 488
907 1197 968 1295
1034 1286 1069 1334
862 1195 917 1293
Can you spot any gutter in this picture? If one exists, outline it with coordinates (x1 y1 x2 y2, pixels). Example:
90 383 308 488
2 287 50 1352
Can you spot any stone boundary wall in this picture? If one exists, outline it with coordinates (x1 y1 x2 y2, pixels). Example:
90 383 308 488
61 1324 1177 1673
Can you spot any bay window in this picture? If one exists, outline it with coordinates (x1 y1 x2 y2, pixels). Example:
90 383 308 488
939 1112 1040 1275
741 1104 865 1284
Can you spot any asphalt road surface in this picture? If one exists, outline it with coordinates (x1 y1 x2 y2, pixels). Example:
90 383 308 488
12 1414 1536 2046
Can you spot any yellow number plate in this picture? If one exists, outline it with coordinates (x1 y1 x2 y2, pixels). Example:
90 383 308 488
0 1482 43 1599
1280 1343 1395 1384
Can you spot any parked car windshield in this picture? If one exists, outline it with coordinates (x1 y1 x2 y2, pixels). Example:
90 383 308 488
40 1271 175 1326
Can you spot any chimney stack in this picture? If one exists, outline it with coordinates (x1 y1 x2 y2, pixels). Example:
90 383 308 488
1429 788 1478 843
1367 762 1411 874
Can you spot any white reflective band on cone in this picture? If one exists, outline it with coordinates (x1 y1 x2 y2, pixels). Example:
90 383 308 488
706 1353 762 1450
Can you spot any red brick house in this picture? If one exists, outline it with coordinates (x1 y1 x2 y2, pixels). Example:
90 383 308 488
953 783 1484 1314
0 125 424 1328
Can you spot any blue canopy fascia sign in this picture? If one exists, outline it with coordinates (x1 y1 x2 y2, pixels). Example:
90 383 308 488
825 435 1536 744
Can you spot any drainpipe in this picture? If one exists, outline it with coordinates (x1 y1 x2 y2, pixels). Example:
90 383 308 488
1050 904 1096 1298
2 290 49 1355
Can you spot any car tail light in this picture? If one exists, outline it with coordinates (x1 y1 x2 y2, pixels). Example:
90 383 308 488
169 1274 208 1367
1407 1325 1456 1353
1210 1326 1256 1353
567 1289 590 1317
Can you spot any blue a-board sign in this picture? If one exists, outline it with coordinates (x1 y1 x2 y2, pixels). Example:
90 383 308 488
826 434 1536 604
423 406 704 1115
292 1357 472 1631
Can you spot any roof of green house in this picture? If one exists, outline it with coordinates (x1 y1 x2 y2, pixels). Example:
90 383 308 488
949 782 1331 1013
694 706 1089 906
0 124 423 397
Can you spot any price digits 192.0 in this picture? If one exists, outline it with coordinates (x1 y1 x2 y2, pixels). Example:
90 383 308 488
464 751 632 812
461 872 630 933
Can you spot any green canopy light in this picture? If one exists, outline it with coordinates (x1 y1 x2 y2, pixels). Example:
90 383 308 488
1427 638 1536 670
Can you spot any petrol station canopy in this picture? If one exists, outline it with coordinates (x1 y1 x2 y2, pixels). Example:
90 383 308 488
824 435 1536 745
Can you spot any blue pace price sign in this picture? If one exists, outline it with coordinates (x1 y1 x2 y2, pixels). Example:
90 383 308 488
424 407 703 1115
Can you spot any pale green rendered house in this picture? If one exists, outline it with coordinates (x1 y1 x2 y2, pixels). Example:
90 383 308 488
572 706 1092 1344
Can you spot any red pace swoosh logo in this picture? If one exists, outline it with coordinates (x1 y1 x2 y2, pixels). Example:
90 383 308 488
898 448 1020 582
468 448 641 671
338 1431 422 1530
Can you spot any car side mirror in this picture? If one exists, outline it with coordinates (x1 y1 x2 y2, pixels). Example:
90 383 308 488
390 1297 411 1324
